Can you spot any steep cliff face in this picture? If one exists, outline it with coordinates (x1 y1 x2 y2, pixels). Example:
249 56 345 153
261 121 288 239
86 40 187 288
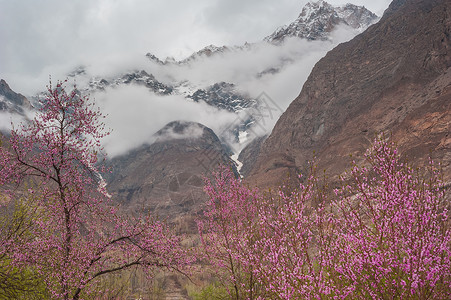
248 0 451 188
238 135 267 178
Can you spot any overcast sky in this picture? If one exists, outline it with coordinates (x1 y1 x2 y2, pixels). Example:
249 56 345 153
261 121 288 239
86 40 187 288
1 0 391 95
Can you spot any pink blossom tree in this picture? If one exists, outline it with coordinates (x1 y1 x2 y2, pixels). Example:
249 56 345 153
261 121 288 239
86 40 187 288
0 80 192 299
248 167 338 299
198 165 337 299
328 140 451 299
199 140 450 299
197 166 266 299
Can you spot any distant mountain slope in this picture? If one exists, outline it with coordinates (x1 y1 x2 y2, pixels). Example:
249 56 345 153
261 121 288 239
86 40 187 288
105 121 236 229
248 0 451 188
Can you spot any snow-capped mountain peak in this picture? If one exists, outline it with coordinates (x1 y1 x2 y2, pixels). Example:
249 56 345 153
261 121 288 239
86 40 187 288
300 0 333 21
264 0 378 43
179 44 231 64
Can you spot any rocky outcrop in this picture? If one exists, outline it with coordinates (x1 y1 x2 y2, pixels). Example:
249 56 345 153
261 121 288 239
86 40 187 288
238 135 267 178
248 0 451 188
0 79 32 115
188 82 255 113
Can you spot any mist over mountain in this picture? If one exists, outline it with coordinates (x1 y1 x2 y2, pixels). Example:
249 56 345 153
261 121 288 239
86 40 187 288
47 1 378 159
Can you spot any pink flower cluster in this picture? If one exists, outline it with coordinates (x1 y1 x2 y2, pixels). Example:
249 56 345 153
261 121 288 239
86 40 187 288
198 140 450 299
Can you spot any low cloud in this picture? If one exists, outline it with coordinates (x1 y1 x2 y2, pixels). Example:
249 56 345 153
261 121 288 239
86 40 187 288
0 111 27 132
154 122 205 143
143 24 361 132
88 24 365 158
94 84 237 157
0 22 367 160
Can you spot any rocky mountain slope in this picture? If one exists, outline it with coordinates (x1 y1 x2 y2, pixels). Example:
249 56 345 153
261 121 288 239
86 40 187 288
247 0 451 188
238 135 267 177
